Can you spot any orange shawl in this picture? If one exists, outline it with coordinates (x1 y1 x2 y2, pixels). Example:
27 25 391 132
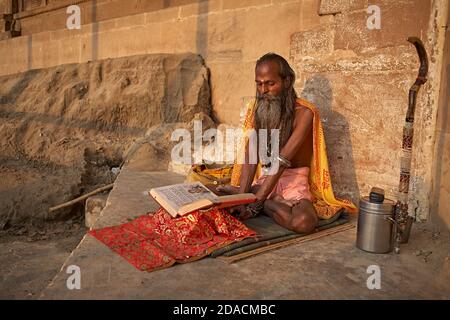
230 98 357 219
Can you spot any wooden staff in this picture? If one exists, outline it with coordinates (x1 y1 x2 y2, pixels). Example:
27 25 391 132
394 37 428 251
48 183 114 213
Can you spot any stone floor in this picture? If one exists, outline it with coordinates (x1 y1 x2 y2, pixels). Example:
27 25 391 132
39 168 450 300
0 229 85 299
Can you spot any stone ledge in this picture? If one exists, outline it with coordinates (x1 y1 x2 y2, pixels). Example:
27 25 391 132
0 13 13 21
85 194 109 229
179 0 222 19
0 30 20 41
14 0 90 20
290 27 334 57
318 0 368 16
222 0 271 11
38 168 450 299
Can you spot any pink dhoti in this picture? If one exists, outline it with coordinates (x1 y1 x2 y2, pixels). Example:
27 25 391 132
253 167 314 202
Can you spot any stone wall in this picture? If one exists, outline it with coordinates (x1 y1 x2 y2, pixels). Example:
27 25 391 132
0 0 17 41
0 0 448 220
13 0 204 35
0 0 13 14
290 0 447 219
431 5 450 230
0 52 211 224
0 0 315 125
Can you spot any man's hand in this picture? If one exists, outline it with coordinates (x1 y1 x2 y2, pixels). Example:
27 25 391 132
217 185 264 220
230 205 253 220
216 185 239 195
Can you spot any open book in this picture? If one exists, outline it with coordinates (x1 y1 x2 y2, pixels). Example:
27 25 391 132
149 182 256 218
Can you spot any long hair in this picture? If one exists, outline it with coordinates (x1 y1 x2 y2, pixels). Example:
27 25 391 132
254 53 297 149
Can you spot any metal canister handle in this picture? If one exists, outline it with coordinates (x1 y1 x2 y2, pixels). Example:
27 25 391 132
383 216 401 254
384 216 399 227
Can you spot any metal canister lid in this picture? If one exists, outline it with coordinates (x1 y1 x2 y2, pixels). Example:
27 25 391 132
359 196 395 215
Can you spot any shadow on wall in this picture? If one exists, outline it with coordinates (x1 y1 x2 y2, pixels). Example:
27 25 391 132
300 74 360 205
27 34 32 70
91 0 98 62
431 63 450 231
23 1 100 68
196 0 208 58
163 0 171 8
20 0 214 70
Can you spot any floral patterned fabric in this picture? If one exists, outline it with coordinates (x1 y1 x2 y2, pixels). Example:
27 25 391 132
89 207 256 272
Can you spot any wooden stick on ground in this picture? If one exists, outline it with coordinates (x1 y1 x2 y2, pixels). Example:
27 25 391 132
48 183 114 213
218 223 355 264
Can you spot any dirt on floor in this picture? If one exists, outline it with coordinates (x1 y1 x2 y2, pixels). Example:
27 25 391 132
0 53 211 228
0 141 116 299
0 215 449 300
0 53 214 299
0 216 87 300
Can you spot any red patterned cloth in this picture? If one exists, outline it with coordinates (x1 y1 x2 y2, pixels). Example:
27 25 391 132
89 207 256 272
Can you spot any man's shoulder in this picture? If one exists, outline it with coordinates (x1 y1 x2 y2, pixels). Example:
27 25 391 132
294 98 316 120
295 98 317 113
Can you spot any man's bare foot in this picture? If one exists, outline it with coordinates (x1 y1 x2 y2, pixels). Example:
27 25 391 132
272 194 301 207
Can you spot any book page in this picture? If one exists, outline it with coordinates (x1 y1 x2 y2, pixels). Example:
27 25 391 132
152 182 218 212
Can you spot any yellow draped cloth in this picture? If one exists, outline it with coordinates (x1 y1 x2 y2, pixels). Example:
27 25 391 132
230 98 357 219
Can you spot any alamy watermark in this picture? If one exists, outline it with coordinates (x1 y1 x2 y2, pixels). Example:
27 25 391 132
66 5 81 30
366 265 381 290
66 265 81 290
367 5 381 30
170 121 281 175
65 4 381 33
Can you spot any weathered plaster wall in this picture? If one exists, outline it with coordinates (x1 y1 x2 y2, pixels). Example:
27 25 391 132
0 0 317 124
0 52 211 224
431 4 450 231
0 1 9 14
13 0 202 35
0 0 447 220
290 0 448 219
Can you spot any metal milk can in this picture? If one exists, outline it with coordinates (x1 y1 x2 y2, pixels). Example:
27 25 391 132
356 187 396 254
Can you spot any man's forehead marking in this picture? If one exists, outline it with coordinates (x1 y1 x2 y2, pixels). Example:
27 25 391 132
255 79 275 83
255 73 278 81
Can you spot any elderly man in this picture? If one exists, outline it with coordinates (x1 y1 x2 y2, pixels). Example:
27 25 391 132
218 53 318 234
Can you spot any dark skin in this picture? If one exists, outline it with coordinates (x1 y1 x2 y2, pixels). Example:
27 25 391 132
210 60 318 234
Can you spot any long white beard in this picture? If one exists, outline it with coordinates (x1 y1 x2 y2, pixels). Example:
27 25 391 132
254 95 283 132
